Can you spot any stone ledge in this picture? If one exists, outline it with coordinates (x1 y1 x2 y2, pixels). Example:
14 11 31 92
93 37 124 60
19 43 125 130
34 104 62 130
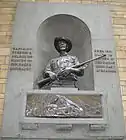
0 99 4 110
64 0 81 3
0 36 12 44
113 18 126 25
0 57 5 65
0 25 12 32
0 79 7 84
0 2 17 8
0 44 12 48
0 94 4 99
0 48 10 56
0 8 16 14
119 72 126 80
0 71 8 79
116 50 126 58
118 59 126 67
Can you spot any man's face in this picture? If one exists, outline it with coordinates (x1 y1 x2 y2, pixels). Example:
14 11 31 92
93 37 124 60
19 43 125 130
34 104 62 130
58 40 67 51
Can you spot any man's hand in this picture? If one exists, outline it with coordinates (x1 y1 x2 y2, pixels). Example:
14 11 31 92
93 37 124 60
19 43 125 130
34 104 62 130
57 64 89 78
59 67 72 77
69 64 89 76
82 64 89 69
48 72 57 80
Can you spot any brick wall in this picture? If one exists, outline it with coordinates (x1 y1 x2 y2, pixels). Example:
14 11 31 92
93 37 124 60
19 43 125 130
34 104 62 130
0 0 126 128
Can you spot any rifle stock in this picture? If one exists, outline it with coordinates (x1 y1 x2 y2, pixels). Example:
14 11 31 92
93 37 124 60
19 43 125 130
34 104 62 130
38 77 52 88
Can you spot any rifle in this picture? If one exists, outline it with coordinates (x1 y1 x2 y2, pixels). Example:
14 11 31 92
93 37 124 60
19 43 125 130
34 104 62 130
37 54 106 88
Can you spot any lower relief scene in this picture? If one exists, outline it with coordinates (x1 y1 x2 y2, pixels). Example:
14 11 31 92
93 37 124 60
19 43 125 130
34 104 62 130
25 94 102 118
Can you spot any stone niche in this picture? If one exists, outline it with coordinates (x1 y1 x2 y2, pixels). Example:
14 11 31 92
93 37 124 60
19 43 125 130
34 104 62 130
34 14 94 90
1 2 125 140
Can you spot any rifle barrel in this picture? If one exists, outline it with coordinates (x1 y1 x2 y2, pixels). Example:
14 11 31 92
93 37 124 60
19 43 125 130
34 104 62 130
73 54 106 68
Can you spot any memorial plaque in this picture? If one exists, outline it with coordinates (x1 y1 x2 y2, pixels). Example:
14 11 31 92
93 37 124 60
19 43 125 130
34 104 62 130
1 2 125 140
25 94 102 118
94 49 116 73
10 47 33 71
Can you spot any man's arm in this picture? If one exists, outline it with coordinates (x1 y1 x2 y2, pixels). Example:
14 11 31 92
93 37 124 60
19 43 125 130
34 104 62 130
70 56 84 76
60 56 85 77
43 60 56 80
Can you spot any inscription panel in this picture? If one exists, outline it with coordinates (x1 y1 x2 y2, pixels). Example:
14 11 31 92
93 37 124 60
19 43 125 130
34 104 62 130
10 47 33 71
94 49 116 73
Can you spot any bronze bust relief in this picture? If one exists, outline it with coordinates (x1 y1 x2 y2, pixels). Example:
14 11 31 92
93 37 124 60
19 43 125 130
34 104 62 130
36 37 88 89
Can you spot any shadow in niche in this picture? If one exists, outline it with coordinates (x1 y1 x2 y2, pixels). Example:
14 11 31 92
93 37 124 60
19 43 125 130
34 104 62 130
34 14 94 90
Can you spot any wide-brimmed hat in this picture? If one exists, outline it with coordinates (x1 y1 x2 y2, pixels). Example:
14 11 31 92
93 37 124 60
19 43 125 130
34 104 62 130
54 37 72 52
